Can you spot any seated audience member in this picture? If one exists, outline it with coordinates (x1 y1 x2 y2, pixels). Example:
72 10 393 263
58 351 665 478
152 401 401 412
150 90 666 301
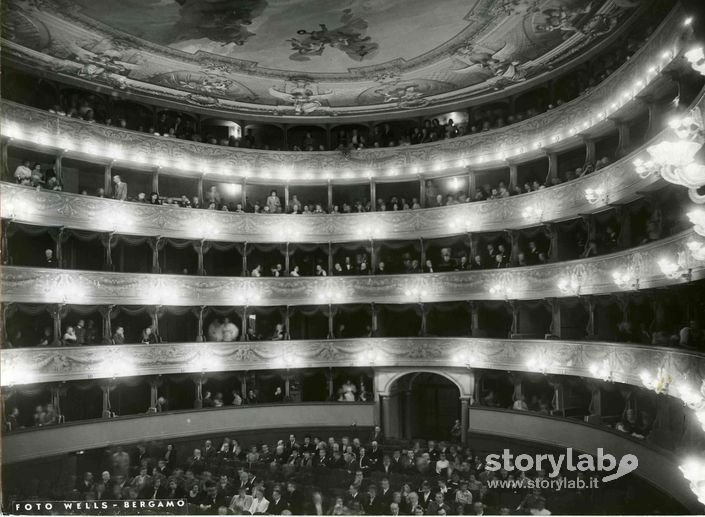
112 175 128 201
14 160 32 184
42 248 58 268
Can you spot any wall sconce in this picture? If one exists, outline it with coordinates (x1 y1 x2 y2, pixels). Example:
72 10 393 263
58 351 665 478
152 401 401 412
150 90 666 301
584 187 608 205
98 355 136 379
688 208 705 236
193 349 219 372
612 268 639 290
356 225 382 240
359 348 383 365
274 351 303 370
639 367 672 395
489 282 514 299
238 287 262 306
522 205 543 221
557 275 581 296
633 157 659 179
679 457 705 505
316 287 343 304
449 217 469 232
146 282 180 306
526 355 550 375
588 359 613 382
404 286 428 302
657 250 692 281
685 46 705 76
675 381 705 411
687 240 705 261
453 350 477 367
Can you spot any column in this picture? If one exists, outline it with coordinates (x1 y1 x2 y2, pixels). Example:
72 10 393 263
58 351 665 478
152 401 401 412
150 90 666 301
241 376 248 400
100 305 114 344
149 378 160 411
284 184 290 211
103 232 114 271
196 306 207 342
587 382 602 418
1 220 10 265
149 306 161 340
419 177 426 208
284 306 290 340
152 167 159 193
55 228 64 269
371 303 378 336
469 302 479 336
545 151 558 184
543 223 559 262
507 230 520 266
285 242 291 275
645 100 664 138
369 239 376 274
284 374 291 399
467 171 476 200
50 304 63 346
616 122 631 158
510 373 523 404
327 305 334 339
241 307 248 340
50 385 62 420
508 163 518 191
197 175 204 205
194 374 204 409
104 163 113 197
0 137 9 179
419 303 427 337
327 242 333 274
509 301 519 337
197 240 206 276
101 382 113 418
548 298 561 339
582 296 596 339
326 368 334 400
549 378 564 417
151 237 161 274
378 394 392 429
242 242 248 277
54 153 63 185
370 180 377 211
582 137 596 167
419 238 426 267
242 178 248 208
460 397 470 445
327 181 333 210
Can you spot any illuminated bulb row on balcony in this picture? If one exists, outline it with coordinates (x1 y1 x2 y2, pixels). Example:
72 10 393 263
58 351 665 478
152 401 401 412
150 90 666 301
612 268 638 290
639 368 671 394
557 276 581 296
0 49 677 181
588 360 613 382
584 187 608 205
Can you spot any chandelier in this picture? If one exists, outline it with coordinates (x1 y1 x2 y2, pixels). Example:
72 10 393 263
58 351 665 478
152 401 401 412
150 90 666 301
689 208 705 236
657 251 691 281
633 109 705 204
688 240 705 261
679 457 705 505
686 46 705 76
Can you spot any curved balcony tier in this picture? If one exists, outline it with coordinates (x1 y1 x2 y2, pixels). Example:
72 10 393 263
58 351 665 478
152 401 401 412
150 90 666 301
0 143 666 242
3 337 704 389
0 5 690 182
1 231 702 306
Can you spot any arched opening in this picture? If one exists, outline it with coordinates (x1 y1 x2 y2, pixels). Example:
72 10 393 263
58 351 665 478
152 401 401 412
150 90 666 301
388 372 461 441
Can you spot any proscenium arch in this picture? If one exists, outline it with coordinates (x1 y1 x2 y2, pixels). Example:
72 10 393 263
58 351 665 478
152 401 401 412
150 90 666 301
374 367 474 400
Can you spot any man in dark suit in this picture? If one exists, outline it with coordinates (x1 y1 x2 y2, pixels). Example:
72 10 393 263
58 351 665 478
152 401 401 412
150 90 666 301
390 450 403 473
419 481 435 510
364 485 383 515
369 425 385 444
268 488 288 515
286 481 304 515
379 478 394 508
368 441 383 467
379 455 394 475
345 484 365 508
301 435 316 455
357 447 373 473
76 472 94 494
196 482 227 514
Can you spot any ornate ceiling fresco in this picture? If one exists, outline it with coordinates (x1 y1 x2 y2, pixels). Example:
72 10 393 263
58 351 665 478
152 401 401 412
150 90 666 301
1 0 646 118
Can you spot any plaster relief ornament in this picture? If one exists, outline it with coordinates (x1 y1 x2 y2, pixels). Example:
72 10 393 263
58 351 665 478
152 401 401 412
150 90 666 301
287 8 379 62
451 44 526 89
269 80 332 115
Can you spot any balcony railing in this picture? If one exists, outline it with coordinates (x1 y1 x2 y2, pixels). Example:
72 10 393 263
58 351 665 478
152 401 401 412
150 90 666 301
2 337 703 389
1 230 702 305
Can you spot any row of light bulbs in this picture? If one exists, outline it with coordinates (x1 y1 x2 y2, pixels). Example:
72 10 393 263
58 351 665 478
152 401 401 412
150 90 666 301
0 48 679 182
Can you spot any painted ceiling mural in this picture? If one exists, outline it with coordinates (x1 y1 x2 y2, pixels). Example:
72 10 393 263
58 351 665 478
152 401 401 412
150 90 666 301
1 0 646 117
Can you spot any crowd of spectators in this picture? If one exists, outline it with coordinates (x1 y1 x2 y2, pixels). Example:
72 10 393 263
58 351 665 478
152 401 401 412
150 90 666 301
5 426 671 515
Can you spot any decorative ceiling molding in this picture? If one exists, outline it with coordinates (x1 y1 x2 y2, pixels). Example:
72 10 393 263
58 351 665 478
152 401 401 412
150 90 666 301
1 230 703 306
0 0 675 120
